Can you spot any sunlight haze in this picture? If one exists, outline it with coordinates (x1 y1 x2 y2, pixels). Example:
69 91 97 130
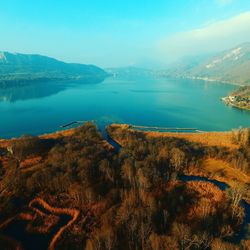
1 0 250 67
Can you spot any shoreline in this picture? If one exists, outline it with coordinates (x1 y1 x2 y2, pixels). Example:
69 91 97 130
0 122 248 148
222 96 250 112
108 124 240 149
176 75 246 87
0 127 76 147
224 101 250 111
221 86 250 112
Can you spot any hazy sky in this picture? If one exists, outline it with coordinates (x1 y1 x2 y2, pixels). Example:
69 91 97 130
1 0 250 67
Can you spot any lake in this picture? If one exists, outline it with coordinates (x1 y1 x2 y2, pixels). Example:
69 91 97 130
0 77 249 138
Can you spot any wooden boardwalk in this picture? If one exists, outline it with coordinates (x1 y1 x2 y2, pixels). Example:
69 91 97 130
60 120 94 128
59 121 203 133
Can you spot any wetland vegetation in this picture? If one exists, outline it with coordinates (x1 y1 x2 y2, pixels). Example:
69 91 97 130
0 123 250 249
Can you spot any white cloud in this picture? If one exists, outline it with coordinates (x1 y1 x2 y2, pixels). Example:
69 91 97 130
157 11 250 62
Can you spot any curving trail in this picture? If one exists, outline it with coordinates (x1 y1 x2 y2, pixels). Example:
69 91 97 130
29 198 80 250
0 197 80 250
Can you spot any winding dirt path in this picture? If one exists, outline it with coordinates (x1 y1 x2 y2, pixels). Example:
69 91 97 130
29 198 80 250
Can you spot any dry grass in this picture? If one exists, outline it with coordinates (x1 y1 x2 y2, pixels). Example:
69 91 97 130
0 128 76 148
110 124 239 149
186 181 225 203
202 158 250 203
203 158 250 185
20 156 42 169
146 131 239 149
211 238 240 250
0 140 9 148
187 158 250 203
186 158 250 184
164 180 231 228
40 128 76 140
241 240 250 249
185 181 226 222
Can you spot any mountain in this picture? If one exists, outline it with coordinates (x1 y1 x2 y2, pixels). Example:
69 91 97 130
0 52 108 87
106 66 157 79
163 43 250 85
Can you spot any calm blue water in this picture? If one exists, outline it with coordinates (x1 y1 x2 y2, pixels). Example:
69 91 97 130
0 77 249 138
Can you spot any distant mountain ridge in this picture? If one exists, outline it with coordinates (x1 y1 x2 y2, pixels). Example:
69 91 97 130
163 43 250 85
0 52 108 87
106 66 156 79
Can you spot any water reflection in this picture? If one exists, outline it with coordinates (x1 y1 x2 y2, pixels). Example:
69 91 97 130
0 77 249 139
0 78 105 103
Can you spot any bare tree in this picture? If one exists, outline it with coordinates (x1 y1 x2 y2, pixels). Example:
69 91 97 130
170 148 186 172
231 128 249 146
227 182 247 218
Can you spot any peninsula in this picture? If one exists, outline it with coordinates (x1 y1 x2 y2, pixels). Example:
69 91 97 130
222 86 250 111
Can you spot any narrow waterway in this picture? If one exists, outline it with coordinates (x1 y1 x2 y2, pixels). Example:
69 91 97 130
179 175 250 243
101 126 250 244
99 122 122 151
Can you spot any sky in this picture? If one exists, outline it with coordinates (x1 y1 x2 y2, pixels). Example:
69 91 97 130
1 0 250 67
